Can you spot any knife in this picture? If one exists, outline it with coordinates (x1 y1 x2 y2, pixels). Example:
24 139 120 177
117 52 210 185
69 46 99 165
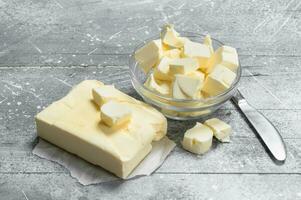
231 89 287 162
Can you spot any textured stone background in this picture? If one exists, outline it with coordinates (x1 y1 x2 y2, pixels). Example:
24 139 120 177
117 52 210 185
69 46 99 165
0 0 301 199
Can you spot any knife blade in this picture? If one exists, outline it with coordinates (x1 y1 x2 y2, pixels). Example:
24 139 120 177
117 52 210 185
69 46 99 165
231 89 286 162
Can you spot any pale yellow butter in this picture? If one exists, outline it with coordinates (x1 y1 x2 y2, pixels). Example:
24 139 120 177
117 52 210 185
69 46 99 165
204 35 214 54
135 39 163 73
204 118 232 141
144 74 170 96
183 40 211 68
175 73 204 99
172 79 188 99
182 122 213 154
164 49 181 59
153 57 172 81
201 64 236 96
35 80 167 178
169 58 199 75
100 101 132 127
161 24 185 48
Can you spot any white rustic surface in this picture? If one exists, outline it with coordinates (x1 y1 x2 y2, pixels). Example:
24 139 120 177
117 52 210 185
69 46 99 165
0 0 301 199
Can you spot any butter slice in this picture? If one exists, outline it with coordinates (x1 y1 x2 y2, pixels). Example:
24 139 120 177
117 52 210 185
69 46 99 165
135 39 163 73
183 41 211 68
182 123 213 154
202 64 236 96
144 74 170 96
153 57 172 81
175 73 204 99
161 24 185 48
101 101 132 127
169 58 199 75
204 118 232 141
35 80 167 178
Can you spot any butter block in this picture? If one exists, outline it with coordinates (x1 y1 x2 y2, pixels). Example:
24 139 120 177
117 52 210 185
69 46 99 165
35 80 167 178
203 35 214 54
161 24 185 48
182 123 213 154
135 39 163 73
183 41 211 68
175 73 204 99
169 58 199 75
144 74 170 96
153 57 172 81
101 101 132 127
201 64 236 96
204 118 232 141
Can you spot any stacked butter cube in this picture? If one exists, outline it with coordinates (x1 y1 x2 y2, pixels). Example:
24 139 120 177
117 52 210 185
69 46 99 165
135 25 239 99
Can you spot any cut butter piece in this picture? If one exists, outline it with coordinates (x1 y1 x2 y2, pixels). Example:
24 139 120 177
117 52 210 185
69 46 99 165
153 57 172 81
164 48 181 59
205 45 239 73
101 101 132 127
175 73 204 99
144 74 170 96
92 85 134 106
204 118 232 141
182 122 213 154
183 40 211 68
169 58 199 75
172 79 188 99
35 80 167 178
135 39 163 73
201 64 236 96
161 24 185 48
204 35 214 54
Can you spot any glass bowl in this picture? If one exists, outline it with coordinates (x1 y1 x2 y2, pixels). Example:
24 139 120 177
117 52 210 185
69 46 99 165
129 32 241 120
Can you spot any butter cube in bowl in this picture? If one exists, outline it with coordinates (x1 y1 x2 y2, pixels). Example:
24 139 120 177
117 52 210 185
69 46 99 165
129 26 241 120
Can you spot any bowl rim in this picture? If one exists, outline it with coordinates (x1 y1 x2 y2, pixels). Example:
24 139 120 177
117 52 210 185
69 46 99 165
129 31 242 104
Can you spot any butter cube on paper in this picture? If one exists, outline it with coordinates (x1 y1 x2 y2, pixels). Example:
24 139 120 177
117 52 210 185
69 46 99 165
101 101 132 127
169 58 199 75
204 118 232 142
174 73 204 99
202 64 236 96
135 39 163 73
182 123 213 154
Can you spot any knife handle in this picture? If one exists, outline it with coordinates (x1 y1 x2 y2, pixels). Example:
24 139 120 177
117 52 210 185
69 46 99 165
237 100 287 162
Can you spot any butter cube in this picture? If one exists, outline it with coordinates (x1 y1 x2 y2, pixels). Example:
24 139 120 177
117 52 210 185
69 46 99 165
153 57 172 81
161 24 185 48
169 58 199 75
145 74 170 96
175 73 204 99
206 46 239 73
204 118 232 141
135 39 163 73
101 101 132 127
92 85 134 106
183 41 211 68
164 49 181 59
203 35 214 54
201 64 236 96
172 80 188 99
182 123 213 154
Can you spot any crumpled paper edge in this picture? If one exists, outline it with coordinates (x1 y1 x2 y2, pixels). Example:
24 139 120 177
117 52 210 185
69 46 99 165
32 137 176 185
